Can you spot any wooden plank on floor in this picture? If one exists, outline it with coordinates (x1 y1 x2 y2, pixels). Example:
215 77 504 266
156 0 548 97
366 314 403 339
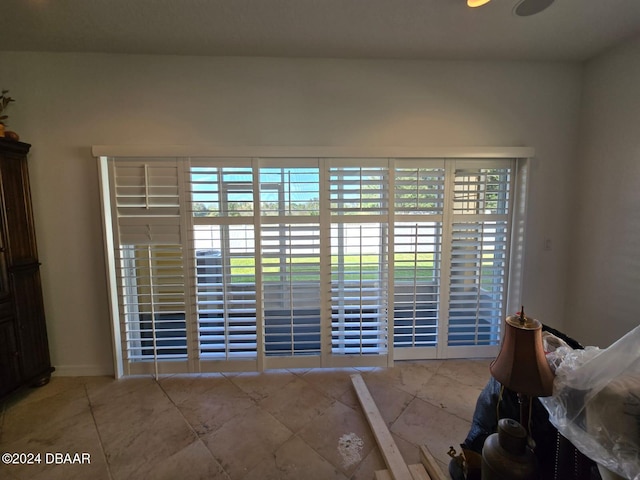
374 469 393 480
408 463 431 480
351 374 413 480
375 465 432 480
419 444 448 480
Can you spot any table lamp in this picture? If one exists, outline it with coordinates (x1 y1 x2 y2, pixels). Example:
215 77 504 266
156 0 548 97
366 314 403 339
489 307 555 432
481 308 556 479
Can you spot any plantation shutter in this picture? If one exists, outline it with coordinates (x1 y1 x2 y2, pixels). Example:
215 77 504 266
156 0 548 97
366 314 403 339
329 161 389 359
393 162 445 357
114 161 182 244
110 160 188 374
98 149 529 376
446 161 513 351
259 165 322 358
189 164 258 365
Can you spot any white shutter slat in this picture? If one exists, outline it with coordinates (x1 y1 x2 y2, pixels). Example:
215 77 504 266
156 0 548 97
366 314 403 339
115 163 181 219
194 220 258 359
330 165 389 356
395 167 445 216
115 162 182 245
261 220 322 357
190 166 254 217
447 161 513 348
393 219 442 349
330 166 389 216
117 243 188 363
393 163 444 350
118 223 181 245
112 159 188 369
260 167 320 217
452 167 511 215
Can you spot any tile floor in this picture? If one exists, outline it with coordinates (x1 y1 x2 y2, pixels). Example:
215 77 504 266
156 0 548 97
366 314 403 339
0 359 491 480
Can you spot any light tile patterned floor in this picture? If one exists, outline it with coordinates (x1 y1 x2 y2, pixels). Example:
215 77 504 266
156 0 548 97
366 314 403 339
0 359 491 480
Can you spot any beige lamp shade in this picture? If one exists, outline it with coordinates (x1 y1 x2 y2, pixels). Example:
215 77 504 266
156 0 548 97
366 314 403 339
490 313 555 397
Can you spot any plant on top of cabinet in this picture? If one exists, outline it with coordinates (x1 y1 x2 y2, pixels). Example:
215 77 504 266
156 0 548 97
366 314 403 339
0 90 14 124
0 90 18 140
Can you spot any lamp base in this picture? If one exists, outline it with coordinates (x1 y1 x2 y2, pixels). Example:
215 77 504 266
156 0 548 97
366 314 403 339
482 418 539 480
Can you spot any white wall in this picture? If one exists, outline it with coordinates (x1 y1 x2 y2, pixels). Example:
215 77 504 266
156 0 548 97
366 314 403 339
0 52 582 375
565 37 640 347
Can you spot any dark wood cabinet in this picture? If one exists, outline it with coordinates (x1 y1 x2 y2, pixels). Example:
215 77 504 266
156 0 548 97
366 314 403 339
0 138 53 399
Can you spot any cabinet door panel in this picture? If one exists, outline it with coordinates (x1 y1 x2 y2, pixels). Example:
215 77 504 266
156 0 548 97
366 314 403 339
0 156 38 265
11 265 50 382
0 319 21 397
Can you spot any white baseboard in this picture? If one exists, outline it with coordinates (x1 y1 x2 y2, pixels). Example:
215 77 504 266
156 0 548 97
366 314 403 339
51 364 115 377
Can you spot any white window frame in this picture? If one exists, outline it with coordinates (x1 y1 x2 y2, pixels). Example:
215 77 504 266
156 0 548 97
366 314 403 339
96 146 532 378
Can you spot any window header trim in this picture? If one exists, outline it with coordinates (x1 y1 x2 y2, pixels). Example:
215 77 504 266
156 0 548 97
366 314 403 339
93 145 534 160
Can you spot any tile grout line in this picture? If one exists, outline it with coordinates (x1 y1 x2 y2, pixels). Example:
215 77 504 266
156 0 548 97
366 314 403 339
391 362 486 425
154 377 233 479
85 382 116 480
368 378 421 474
266 432 351 480
297 374 389 479
362 366 471 471
221 372 349 479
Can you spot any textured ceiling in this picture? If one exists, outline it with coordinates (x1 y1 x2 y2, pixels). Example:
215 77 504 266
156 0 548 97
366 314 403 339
1 0 639 61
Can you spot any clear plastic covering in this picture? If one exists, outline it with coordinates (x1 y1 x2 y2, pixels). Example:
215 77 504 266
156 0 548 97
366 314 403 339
540 325 640 480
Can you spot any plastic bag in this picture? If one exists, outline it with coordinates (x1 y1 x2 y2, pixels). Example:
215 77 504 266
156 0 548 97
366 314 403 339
540 325 640 480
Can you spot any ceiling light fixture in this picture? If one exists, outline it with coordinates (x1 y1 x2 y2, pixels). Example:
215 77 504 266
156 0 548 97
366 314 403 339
467 0 491 7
